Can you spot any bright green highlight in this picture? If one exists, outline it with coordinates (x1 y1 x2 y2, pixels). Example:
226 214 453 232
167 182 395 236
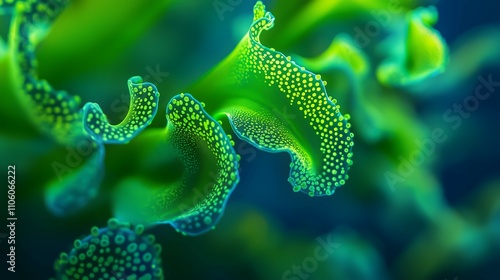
377 6 448 86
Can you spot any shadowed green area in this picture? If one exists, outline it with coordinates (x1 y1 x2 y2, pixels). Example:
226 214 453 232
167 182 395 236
37 0 173 81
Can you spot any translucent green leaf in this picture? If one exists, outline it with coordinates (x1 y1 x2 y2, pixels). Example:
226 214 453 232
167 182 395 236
113 93 240 236
191 1 354 196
